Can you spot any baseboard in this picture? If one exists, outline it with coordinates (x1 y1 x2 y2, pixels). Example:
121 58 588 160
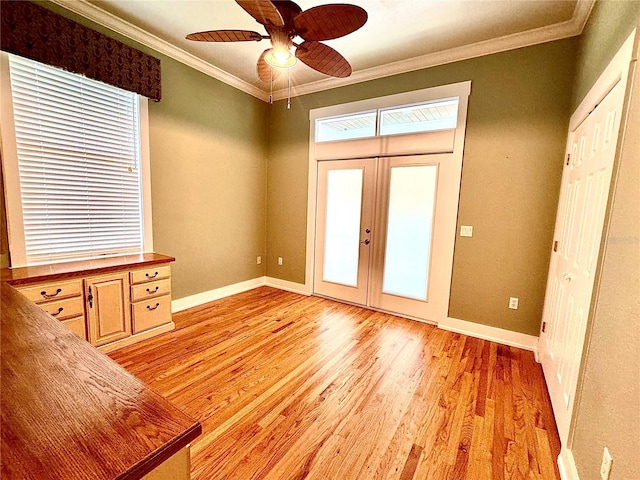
171 276 310 312
171 277 266 313
439 317 539 352
264 277 311 296
558 446 580 480
173 284 537 355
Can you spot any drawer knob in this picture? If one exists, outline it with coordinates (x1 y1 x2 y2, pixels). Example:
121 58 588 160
41 288 62 299
146 286 159 294
51 307 64 317
146 303 160 311
146 272 159 280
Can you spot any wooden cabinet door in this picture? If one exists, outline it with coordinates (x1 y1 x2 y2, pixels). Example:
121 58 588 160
85 272 131 346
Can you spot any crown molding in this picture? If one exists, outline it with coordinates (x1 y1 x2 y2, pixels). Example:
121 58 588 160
48 0 270 102
49 0 594 104
272 0 595 100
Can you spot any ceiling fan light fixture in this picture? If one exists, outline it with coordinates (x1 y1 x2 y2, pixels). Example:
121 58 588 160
264 48 297 69
186 0 367 81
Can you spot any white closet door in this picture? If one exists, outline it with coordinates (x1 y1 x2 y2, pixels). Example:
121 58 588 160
539 77 626 442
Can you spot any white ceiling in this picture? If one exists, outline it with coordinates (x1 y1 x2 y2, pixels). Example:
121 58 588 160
52 0 594 101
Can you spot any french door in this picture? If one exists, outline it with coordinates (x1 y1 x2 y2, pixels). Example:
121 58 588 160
313 159 377 305
314 154 458 322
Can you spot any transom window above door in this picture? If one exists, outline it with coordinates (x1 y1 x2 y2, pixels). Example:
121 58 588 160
315 98 460 142
306 81 472 323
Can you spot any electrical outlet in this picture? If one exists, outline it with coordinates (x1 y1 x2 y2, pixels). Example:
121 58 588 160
600 447 612 480
256 256 262 265
509 297 519 309
460 225 473 237
278 257 283 266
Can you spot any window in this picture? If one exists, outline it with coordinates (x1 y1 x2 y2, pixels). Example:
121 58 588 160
1 53 152 267
379 98 459 136
316 110 377 142
314 98 459 142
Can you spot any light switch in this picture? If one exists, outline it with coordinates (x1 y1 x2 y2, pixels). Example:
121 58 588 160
460 225 473 237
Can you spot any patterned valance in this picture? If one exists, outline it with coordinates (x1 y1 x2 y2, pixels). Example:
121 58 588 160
1 1 161 101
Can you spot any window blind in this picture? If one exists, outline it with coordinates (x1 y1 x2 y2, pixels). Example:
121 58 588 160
8 54 144 265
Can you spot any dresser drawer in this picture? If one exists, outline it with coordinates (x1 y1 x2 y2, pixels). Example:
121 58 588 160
41 296 85 321
130 265 171 285
19 279 83 304
131 278 171 302
61 316 87 340
131 295 172 334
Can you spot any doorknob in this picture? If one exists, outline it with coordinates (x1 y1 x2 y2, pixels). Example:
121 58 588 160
360 239 370 245
365 228 371 234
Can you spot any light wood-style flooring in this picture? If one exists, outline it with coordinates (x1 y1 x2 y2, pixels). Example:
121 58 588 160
109 287 560 480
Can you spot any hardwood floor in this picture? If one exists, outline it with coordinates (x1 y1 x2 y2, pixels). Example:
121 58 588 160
109 287 561 480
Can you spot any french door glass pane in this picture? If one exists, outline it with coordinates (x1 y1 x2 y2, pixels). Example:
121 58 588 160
382 165 437 300
323 169 363 286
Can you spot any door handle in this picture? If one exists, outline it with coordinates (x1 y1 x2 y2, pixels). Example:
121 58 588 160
360 239 370 245
87 286 94 308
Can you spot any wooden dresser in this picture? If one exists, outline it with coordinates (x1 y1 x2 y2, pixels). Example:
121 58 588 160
1 253 175 352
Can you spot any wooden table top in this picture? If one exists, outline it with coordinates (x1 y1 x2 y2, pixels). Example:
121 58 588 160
1 253 176 286
0 284 201 479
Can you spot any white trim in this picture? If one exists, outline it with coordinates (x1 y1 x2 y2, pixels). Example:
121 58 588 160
139 97 154 254
536 28 636 456
264 277 311 296
439 317 539 352
170 279 539 355
570 30 636 130
49 0 270 102
558 447 580 480
0 52 26 267
304 115 317 294
306 82 471 323
171 276 309 312
309 82 472 121
50 0 593 103
271 0 595 100
171 277 266 313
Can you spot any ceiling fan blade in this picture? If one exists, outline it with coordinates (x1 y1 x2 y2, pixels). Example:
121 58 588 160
272 1 302 26
186 30 263 42
294 4 367 41
295 41 352 78
257 49 283 83
236 0 284 27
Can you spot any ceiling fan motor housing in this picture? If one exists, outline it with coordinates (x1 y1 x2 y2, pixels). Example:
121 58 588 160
186 0 368 81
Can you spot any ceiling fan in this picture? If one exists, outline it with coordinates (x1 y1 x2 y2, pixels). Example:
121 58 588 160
186 0 368 83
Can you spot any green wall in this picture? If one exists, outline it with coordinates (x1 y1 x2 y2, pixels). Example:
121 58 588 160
569 2 640 479
267 39 577 336
0 2 270 299
572 0 640 109
148 57 269 299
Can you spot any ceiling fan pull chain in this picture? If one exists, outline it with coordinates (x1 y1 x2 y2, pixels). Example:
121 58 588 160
269 68 274 105
287 70 291 110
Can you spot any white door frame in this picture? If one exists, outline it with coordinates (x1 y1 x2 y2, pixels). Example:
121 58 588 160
304 82 471 325
539 30 636 478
